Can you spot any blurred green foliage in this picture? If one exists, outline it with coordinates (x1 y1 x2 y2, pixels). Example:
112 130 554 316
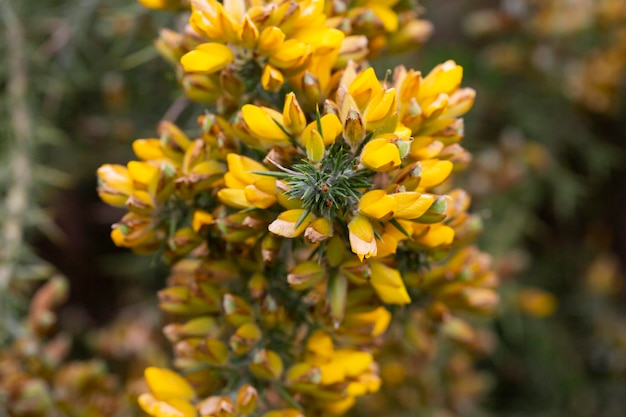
1 0 625 416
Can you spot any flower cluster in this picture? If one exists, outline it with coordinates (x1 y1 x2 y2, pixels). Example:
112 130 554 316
149 0 432 110
96 1 498 416
0 277 137 417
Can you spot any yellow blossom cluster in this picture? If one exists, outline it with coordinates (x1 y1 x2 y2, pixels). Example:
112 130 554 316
96 0 499 415
147 0 431 109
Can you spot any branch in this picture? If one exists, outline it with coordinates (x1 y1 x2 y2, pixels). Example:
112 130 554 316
0 0 33 290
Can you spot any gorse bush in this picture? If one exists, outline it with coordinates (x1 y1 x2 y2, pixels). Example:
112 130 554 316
96 1 498 416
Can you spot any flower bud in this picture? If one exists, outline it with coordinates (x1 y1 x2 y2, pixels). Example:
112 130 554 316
236 384 258 416
159 121 191 162
163 316 218 343
181 72 221 103
175 338 228 365
387 19 433 52
342 106 366 151
229 323 262 355
155 28 186 65
261 64 285 92
328 273 348 326
97 164 133 207
223 294 255 326
283 92 307 136
197 396 235 417
249 349 284 380
288 261 326 291
304 217 334 243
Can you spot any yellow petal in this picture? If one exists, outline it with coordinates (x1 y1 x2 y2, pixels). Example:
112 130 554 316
415 223 455 247
258 26 286 54
409 136 444 160
374 233 398 258
360 138 401 172
416 159 453 189
369 4 399 31
306 330 335 361
133 139 165 161
305 129 325 162
333 349 373 377
390 192 434 219
319 397 355 416
348 67 382 111
344 306 391 337
226 153 268 186
269 39 311 70
365 88 397 130
369 261 411 304
192 210 214 232
359 190 396 220
218 188 252 209
128 161 158 186
223 0 245 22
319 362 346 385
241 104 291 144
238 15 259 48
180 43 234 73
419 60 463 100
245 180 277 209
319 114 343 145
144 367 195 401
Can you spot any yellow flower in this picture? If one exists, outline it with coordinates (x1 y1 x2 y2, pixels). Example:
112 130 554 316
180 43 235 74
348 215 377 261
390 192 434 219
137 0 183 10
218 154 277 209
360 137 402 172
359 190 396 220
268 209 315 238
97 164 133 207
414 223 455 248
343 306 392 338
241 104 291 147
369 261 411 304
181 0 345 99
365 88 397 131
138 367 197 417
261 64 285 92
144 367 195 401
283 92 307 136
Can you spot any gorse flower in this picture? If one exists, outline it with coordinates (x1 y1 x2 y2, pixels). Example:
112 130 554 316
181 0 345 96
98 1 498 416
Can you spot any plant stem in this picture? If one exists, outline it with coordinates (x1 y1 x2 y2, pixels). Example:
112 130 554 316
0 0 33 290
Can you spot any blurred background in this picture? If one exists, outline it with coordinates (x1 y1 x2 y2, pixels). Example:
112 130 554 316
1 0 625 416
